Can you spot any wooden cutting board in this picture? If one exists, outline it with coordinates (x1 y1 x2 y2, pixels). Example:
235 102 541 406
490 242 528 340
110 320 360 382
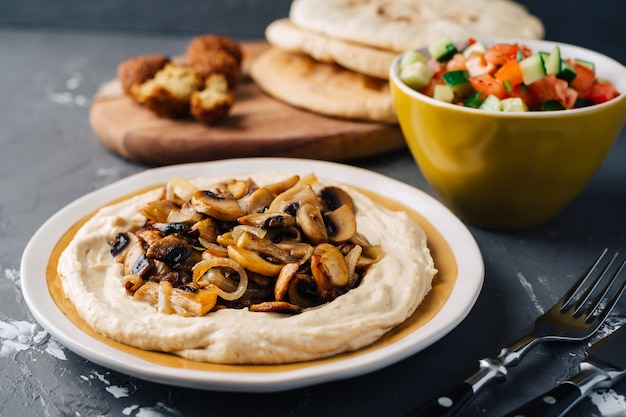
89 41 406 166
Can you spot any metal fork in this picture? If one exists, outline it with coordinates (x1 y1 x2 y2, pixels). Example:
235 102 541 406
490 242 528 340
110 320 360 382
408 248 626 417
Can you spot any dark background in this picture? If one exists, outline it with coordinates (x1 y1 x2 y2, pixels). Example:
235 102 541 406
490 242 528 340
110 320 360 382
1 0 624 64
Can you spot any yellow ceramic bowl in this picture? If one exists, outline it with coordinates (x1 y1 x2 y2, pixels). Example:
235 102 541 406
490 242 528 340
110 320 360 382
390 39 626 230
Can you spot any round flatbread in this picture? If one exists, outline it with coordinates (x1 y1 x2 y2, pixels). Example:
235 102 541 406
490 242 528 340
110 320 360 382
290 0 544 53
265 18 397 80
249 47 397 124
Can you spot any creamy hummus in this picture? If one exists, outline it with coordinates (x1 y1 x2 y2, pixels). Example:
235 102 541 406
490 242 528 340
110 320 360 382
57 173 436 364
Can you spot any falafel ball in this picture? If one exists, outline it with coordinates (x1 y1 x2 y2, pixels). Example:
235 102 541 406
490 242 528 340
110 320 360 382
186 35 242 88
117 54 170 95
190 73 235 125
132 63 203 119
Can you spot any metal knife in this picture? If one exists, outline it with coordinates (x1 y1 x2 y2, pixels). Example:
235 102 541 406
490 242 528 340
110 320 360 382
502 324 626 417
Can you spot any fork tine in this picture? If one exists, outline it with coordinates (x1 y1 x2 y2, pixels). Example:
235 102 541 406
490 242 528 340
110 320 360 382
583 256 626 325
571 251 619 317
560 247 608 312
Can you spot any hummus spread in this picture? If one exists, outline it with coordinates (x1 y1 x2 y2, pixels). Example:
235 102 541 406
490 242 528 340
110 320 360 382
57 173 436 364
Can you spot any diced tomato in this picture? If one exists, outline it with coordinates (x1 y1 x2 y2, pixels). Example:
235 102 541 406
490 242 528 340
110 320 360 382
570 62 596 98
484 43 519 66
528 74 569 106
494 59 524 86
587 81 619 104
518 45 532 59
509 84 538 109
445 53 467 72
469 74 507 99
564 88 579 109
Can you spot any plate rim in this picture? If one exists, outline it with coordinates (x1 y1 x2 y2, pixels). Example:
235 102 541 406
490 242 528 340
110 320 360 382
20 157 484 392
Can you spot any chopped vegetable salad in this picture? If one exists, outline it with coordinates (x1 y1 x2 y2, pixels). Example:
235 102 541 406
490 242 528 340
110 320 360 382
398 37 620 112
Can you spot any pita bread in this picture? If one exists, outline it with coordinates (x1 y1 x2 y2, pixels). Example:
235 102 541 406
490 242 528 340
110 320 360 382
290 0 544 52
249 47 396 124
265 18 397 80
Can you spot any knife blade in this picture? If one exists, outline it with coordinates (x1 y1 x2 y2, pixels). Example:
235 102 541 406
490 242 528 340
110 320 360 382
502 324 626 417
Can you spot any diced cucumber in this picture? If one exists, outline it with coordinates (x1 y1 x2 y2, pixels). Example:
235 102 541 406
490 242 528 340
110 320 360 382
575 58 595 71
540 100 566 111
465 91 485 108
400 50 428 68
462 41 487 58
544 46 562 75
428 36 458 62
479 94 502 111
399 61 434 90
519 54 546 85
442 70 473 97
433 84 455 103
557 60 577 83
501 97 529 112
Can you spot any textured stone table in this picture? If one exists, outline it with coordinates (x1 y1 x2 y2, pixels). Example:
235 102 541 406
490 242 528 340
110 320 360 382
1 1 625 416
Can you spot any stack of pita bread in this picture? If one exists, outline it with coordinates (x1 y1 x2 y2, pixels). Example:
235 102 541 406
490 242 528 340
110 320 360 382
250 0 544 124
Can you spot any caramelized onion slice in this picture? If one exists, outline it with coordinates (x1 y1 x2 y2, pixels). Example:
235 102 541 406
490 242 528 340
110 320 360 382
192 258 248 301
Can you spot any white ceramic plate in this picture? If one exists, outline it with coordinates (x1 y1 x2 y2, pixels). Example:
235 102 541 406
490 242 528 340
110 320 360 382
21 158 483 392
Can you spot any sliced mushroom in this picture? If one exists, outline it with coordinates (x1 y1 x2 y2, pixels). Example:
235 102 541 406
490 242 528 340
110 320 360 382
288 273 323 308
123 240 154 277
296 203 329 244
226 245 283 276
275 263 300 301
236 231 302 264
264 174 300 195
243 187 275 214
311 243 349 287
191 217 220 244
146 235 192 269
268 183 317 213
191 189 245 221
265 226 302 243
249 301 302 314
146 220 194 237
109 232 130 258
318 186 356 214
226 178 254 199
237 211 296 228
323 204 357 242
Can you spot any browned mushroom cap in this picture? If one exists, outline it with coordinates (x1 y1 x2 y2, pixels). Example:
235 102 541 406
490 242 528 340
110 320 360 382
318 186 356 214
227 245 284 277
323 204 357 243
237 212 296 228
123 240 154 277
191 189 245 221
236 231 307 264
191 217 220 244
287 273 325 308
275 263 300 301
296 203 329 244
268 183 318 213
311 243 349 287
146 235 193 269
264 175 300 195
243 187 275 214
109 232 131 258
140 200 181 223
249 301 302 314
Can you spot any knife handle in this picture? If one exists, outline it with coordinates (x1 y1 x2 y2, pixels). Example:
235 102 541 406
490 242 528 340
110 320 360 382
502 383 582 417
405 382 473 417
